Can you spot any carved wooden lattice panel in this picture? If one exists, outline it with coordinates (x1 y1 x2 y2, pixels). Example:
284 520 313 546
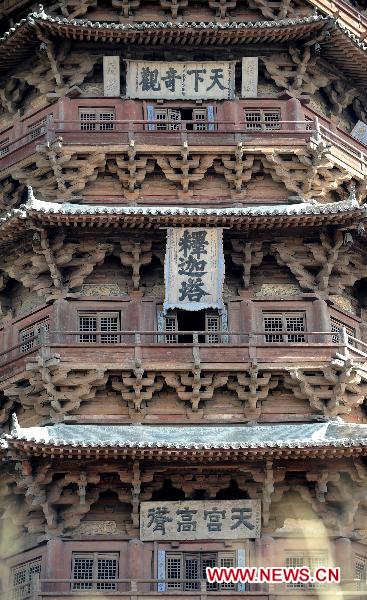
263 312 305 343
244 108 280 131
330 316 355 345
79 108 115 132
355 555 367 591
285 552 328 590
78 312 120 343
72 553 118 591
19 318 50 352
11 558 41 600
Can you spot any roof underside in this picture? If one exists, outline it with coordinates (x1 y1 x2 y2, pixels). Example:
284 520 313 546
2 420 367 460
1 12 366 88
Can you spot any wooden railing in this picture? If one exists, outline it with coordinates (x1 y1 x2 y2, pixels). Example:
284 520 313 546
2 574 367 600
0 326 363 369
0 116 316 169
1 112 366 181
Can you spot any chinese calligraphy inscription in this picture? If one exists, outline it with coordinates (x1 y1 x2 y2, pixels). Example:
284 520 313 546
141 500 261 540
126 61 235 99
103 56 120 97
164 227 224 312
351 120 367 146
241 57 258 98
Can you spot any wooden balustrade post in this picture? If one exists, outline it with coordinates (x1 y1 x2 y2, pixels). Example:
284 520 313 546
248 332 257 360
128 119 134 142
313 115 321 143
45 114 55 143
192 333 200 365
31 573 40 600
130 579 138 600
338 326 349 358
200 579 208 600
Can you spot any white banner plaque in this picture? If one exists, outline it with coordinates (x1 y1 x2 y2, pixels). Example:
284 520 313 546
103 56 120 96
140 500 261 540
351 120 367 146
164 227 224 313
126 61 235 99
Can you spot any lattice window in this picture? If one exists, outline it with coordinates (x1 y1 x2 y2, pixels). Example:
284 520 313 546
163 314 178 344
19 318 50 353
72 553 118 592
154 108 181 131
79 109 115 131
0 138 9 157
218 553 235 590
244 109 280 131
330 316 355 345
263 312 305 343
28 118 47 140
78 312 120 343
285 314 306 343
11 558 41 600
166 554 182 590
355 555 367 591
166 551 236 591
305 115 314 131
184 554 200 591
285 552 328 590
201 554 216 591
205 313 220 343
193 108 208 131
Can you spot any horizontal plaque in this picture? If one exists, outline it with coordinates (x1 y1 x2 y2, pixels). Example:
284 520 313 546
126 61 235 100
140 500 260 540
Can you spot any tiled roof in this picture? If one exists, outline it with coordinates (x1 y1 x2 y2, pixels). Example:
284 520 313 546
2 416 367 453
0 192 363 244
0 12 332 75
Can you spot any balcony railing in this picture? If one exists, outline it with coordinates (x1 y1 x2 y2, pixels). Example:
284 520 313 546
1 112 366 182
2 575 366 600
0 327 364 376
0 116 317 170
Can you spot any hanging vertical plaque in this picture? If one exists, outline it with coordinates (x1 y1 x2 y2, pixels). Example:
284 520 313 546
103 56 120 96
241 57 258 98
164 227 224 313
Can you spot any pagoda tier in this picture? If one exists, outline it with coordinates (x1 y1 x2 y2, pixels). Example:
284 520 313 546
0 0 367 596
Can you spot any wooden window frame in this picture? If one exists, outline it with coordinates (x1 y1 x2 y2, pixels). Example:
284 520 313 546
165 551 236 592
28 118 47 141
244 108 281 131
78 311 120 344
330 315 356 345
285 551 328 591
262 311 306 343
147 105 216 131
79 108 116 132
19 318 50 353
10 558 41 600
71 552 119 592
0 137 10 157
354 554 367 591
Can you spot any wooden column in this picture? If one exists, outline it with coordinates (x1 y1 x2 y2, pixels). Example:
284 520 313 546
312 297 330 343
45 539 66 593
128 539 150 592
286 96 304 124
334 537 353 589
